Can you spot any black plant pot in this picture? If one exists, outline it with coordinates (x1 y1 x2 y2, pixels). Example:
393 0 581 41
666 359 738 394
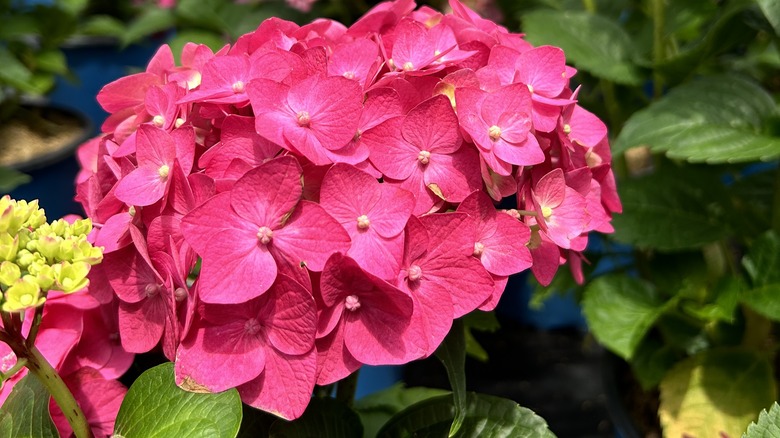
602 351 662 438
6 102 93 219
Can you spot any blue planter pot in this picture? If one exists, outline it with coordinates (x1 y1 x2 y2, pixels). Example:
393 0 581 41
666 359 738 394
355 365 404 399
49 36 165 135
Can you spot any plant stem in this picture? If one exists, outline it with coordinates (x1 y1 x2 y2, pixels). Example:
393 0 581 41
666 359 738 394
651 0 666 99
582 0 596 14
335 369 360 408
24 344 93 438
599 79 623 133
2 327 92 438
742 307 772 350
772 165 780 233
25 304 45 347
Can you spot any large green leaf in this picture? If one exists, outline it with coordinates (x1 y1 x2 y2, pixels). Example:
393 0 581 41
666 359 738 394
742 231 780 287
741 284 780 322
0 373 58 438
758 0 780 36
582 274 668 360
113 363 242 438
121 8 175 47
613 74 780 163
521 10 642 85
610 169 731 251
744 402 780 438
377 393 555 438
659 349 776 438
435 318 467 437
0 46 32 89
354 385 450 438
268 397 362 438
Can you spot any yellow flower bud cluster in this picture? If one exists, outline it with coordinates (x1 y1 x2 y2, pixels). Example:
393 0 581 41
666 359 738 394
0 196 103 313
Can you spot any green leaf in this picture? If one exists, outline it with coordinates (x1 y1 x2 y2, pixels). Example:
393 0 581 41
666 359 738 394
741 284 780 322
742 231 780 287
113 362 242 438
79 15 128 38
610 168 731 251
354 384 450 438
743 402 780 438
168 31 228 64
681 275 742 324
0 46 32 88
582 274 668 360
521 10 642 85
0 373 59 438
659 348 776 438
377 392 556 438
0 167 31 192
268 397 362 438
176 0 227 33
613 74 780 163
121 8 175 47
463 310 500 362
434 318 467 437
631 337 680 391
35 50 68 75
55 0 88 16
757 0 780 36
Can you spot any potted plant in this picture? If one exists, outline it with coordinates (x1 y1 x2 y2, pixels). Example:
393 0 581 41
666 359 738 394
510 0 780 436
0 0 620 436
0 0 93 218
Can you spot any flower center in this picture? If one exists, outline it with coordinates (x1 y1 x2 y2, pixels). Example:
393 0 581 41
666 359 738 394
296 111 311 127
145 283 161 298
19 293 33 306
174 287 187 302
257 226 273 245
356 215 371 230
408 264 422 282
402 61 415 71
342 71 356 80
345 295 361 311
158 165 170 179
244 318 261 335
175 118 185 128
563 124 571 134
152 115 165 128
541 206 553 219
488 125 502 141
232 81 245 93
473 242 485 257
527 84 534 93
417 150 431 165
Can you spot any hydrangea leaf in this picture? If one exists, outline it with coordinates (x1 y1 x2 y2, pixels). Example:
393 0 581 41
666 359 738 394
377 392 555 438
434 318 467 437
610 169 731 251
354 384 450 438
582 274 669 360
741 284 780 322
614 74 780 162
120 7 175 47
521 10 642 85
742 231 780 287
113 363 242 438
0 373 58 438
268 397 362 438
659 349 776 438
743 402 780 438
758 0 780 35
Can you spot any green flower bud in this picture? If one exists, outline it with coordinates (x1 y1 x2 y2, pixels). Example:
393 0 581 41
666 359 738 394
2 275 44 312
31 264 56 291
54 261 90 293
70 219 92 238
71 238 103 265
15 249 35 268
36 234 61 262
0 233 19 262
0 261 21 287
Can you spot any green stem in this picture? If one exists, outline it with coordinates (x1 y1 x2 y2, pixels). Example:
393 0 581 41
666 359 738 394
772 165 780 233
599 79 623 133
582 0 596 13
651 0 666 99
25 304 45 347
335 369 360 408
0 357 27 382
24 345 93 438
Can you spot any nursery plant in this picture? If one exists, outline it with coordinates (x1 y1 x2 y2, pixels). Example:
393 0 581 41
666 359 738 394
0 0 620 436
507 0 780 436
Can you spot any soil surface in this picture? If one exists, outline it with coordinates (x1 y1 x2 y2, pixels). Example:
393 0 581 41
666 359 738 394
404 316 617 438
0 106 86 170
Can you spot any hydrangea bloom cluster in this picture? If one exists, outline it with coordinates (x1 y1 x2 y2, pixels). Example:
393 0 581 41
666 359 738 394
77 0 620 419
0 196 102 312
